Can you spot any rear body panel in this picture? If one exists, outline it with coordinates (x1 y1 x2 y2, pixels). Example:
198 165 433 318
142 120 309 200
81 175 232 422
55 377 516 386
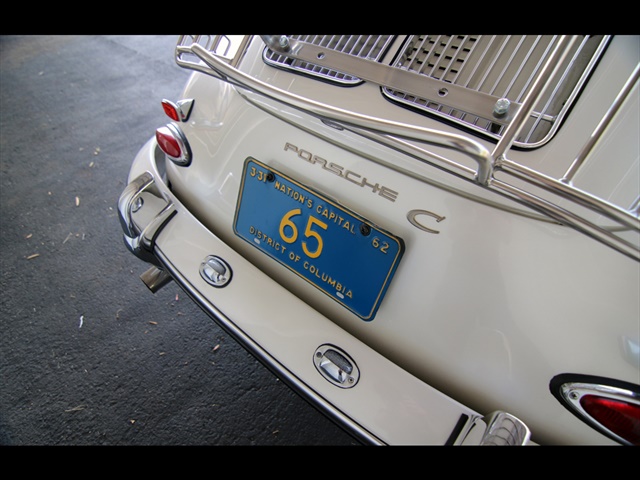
120 35 640 444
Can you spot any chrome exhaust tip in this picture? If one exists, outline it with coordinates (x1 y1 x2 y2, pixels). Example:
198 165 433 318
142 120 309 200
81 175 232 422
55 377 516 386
140 266 173 293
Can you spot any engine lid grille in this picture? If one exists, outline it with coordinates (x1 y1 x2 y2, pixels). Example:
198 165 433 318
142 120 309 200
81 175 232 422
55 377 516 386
263 35 609 148
385 35 608 148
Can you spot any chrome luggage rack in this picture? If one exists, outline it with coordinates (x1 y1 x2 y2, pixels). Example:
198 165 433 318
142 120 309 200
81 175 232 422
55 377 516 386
175 35 639 261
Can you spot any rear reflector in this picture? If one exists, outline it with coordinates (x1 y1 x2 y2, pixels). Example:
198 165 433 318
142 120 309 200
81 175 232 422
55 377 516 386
161 98 194 122
161 100 181 122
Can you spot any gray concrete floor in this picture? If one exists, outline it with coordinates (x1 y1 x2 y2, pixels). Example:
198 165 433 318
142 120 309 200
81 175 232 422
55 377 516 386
0 35 357 446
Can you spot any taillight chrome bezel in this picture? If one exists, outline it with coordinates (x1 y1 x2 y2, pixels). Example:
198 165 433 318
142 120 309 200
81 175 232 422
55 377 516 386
155 123 191 166
551 373 640 445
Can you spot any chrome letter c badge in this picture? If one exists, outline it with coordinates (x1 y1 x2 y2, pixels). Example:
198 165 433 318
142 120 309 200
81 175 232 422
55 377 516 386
407 209 446 234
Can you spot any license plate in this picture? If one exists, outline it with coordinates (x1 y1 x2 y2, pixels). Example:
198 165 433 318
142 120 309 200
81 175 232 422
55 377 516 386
233 158 404 321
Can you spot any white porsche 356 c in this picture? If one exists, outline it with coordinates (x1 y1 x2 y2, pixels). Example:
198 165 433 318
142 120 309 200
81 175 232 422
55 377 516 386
119 35 639 445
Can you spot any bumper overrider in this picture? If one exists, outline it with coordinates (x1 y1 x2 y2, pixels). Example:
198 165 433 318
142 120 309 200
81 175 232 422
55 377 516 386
118 138 532 445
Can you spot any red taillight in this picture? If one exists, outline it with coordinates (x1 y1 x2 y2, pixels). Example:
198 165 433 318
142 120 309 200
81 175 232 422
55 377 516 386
580 395 640 445
156 127 181 157
551 374 640 445
155 124 191 166
161 100 181 122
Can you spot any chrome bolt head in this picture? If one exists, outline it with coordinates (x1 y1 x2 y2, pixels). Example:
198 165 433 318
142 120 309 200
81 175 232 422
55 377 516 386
132 196 144 213
493 98 511 117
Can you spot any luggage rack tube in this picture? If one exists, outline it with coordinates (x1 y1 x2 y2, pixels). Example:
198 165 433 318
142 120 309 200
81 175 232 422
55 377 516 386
176 36 495 185
174 35 639 261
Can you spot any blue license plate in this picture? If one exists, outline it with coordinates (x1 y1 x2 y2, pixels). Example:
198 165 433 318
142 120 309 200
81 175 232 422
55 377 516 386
233 158 404 321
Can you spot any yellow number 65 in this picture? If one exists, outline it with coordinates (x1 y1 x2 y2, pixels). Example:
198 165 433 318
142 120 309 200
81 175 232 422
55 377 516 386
279 209 328 259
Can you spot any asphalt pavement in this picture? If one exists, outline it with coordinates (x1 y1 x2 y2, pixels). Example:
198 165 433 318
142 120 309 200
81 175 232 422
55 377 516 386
0 35 357 446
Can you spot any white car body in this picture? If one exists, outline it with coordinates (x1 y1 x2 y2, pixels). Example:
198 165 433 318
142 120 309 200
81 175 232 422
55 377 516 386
119 35 640 445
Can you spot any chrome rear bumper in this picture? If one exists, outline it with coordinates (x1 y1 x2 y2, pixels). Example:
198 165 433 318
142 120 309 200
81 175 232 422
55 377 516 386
117 138 532 445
